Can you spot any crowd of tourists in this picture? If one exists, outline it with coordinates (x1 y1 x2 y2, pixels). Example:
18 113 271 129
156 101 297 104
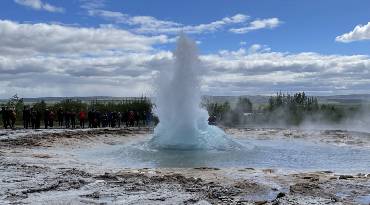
1 106 153 129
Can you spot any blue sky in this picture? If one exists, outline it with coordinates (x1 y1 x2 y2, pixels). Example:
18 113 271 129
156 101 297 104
0 0 370 97
2 0 370 54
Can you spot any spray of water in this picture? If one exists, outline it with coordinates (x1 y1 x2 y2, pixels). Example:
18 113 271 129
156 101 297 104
150 34 240 150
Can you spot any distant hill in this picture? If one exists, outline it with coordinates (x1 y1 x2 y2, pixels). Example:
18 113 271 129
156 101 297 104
204 94 370 105
1 94 370 105
0 96 152 104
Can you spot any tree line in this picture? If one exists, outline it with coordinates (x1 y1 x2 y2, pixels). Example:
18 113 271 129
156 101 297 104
0 92 361 128
204 92 359 126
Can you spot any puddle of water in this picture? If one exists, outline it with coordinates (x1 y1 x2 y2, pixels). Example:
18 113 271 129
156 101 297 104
356 195 370 205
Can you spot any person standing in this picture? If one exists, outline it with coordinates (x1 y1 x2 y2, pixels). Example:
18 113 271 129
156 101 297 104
208 115 217 125
57 108 63 127
95 110 101 128
88 110 93 128
102 112 108 127
117 112 122 127
23 106 30 129
111 112 117 128
123 111 129 127
135 111 140 127
35 110 42 129
1 107 9 129
9 108 16 129
48 110 55 128
79 110 86 129
44 109 50 129
30 108 36 129
128 111 135 127
64 111 70 128
71 111 76 129
146 111 152 127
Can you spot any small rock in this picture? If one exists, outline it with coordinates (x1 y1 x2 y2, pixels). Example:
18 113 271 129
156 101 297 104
245 167 255 170
149 197 166 201
193 167 220 171
82 191 100 199
339 175 354 179
330 196 340 202
262 169 275 174
357 173 366 177
184 198 199 204
276 192 285 199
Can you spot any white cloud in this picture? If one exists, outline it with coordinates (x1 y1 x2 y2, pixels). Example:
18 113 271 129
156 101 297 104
336 22 370 43
248 44 271 53
0 20 173 98
201 50 370 95
14 0 64 13
80 1 284 36
0 20 170 56
229 18 282 34
80 0 106 10
1 20 370 98
87 8 249 34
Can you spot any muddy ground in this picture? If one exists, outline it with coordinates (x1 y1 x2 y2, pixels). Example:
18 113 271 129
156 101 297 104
1 128 370 205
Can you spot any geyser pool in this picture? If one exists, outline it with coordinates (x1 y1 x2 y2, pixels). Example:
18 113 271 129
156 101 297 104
74 136 370 172
150 34 239 150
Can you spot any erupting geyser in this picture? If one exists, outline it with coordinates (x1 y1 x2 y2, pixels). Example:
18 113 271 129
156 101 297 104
150 34 240 150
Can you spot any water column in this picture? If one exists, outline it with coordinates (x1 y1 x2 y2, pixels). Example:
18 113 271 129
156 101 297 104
150 34 240 150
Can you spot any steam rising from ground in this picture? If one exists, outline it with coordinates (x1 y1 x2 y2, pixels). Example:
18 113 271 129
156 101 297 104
150 34 239 150
299 104 370 132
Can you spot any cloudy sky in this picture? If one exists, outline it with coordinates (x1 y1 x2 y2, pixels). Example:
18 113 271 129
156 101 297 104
0 0 370 98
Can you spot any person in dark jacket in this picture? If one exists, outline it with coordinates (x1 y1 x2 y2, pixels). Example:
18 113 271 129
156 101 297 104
107 112 112 127
64 111 70 128
30 108 36 129
146 111 152 127
208 115 217 125
1 107 9 129
88 110 93 128
48 111 55 128
57 108 63 127
135 111 140 126
23 106 30 129
70 111 76 129
35 110 42 129
95 110 101 128
102 112 108 127
111 112 117 128
44 109 50 129
123 111 129 127
117 112 122 127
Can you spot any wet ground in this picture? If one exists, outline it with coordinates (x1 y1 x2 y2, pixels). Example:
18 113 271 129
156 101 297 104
1 127 370 204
